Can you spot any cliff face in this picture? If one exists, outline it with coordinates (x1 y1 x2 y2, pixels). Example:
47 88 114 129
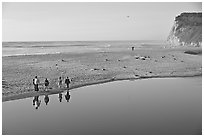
167 12 202 47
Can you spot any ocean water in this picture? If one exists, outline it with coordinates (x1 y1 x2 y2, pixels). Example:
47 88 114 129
2 77 202 135
2 40 165 56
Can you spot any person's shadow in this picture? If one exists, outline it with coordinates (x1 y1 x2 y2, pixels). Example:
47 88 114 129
65 90 71 102
44 95 49 105
59 93 62 102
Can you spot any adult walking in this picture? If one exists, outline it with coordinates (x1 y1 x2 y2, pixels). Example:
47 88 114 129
44 78 49 91
65 77 71 89
58 77 62 89
131 46 134 51
33 76 40 92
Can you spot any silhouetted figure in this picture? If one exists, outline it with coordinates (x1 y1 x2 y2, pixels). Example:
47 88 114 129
65 90 71 102
131 46 134 51
65 77 71 89
44 78 49 91
58 77 62 88
59 93 62 102
44 95 49 105
33 76 40 92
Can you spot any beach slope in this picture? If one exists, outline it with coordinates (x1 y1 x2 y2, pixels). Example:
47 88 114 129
2 47 202 102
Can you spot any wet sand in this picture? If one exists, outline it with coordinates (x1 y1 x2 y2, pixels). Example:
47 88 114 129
2 46 202 102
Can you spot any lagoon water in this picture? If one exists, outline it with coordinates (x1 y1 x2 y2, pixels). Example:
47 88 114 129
2 77 202 135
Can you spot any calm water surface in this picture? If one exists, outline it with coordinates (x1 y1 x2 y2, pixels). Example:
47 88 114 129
2 77 202 135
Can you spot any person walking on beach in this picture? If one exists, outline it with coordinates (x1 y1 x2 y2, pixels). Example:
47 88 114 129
58 77 62 89
131 46 134 51
33 76 40 92
44 78 49 91
65 77 71 89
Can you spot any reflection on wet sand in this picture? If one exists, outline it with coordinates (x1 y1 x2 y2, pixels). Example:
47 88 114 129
3 78 202 134
59 93 62 102
65 90 71 102
44 95 49 105
33 96 41 109
32 90 71 109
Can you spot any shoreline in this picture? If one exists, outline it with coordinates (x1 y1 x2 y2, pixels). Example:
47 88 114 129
3 47 202 102
2 74 201 102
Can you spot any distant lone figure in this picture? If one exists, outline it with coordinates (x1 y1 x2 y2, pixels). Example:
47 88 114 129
131 46 134 51
33 76 40 92
65 77 71 89
44 78 49 91
58 77 62 88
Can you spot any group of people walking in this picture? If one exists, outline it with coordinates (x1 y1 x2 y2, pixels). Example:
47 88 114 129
32 76 71 109
33 76 71 92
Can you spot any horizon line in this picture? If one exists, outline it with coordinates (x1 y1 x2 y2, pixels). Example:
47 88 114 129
2 39 166 43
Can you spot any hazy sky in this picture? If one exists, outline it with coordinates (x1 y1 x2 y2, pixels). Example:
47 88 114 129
2 2 202 41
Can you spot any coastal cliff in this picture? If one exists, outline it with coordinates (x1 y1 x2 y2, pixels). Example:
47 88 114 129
167 12 202 47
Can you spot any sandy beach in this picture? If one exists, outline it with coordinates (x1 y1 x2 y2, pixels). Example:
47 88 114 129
2 46 202 102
